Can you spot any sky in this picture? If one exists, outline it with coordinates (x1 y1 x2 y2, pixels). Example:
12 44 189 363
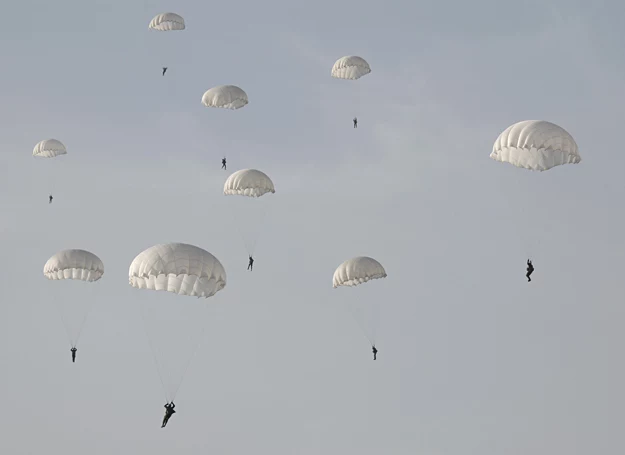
1 0 625 453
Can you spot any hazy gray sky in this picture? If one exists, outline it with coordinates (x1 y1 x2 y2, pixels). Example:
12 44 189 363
1 0 625 453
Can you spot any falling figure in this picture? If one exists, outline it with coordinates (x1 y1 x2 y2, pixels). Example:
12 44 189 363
222 157 227 170
353 117 358 128
162 67 167 76
248 255 254 271
162 402 176 428
372 345 378 360
70 347 77 363
49 195 53 204
526 259 534 282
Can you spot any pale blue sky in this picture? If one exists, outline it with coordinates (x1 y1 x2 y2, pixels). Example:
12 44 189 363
1 0 625 454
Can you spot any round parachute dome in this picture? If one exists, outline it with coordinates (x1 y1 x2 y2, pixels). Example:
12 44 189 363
44 249 104 282
491 120 581 172
33 139 66 158
331 56 371 80
224 169 275 198
149 13 185 31
129 243 226 298
333 256 387 288
201 85 248 110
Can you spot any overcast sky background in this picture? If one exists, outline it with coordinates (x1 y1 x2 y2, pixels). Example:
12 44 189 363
1 0 625 453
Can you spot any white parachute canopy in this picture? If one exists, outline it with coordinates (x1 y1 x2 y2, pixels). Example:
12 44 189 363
331 56 371 80
333 256 387 347
490 120 581 172
333 256 387 288
223 169 275 198
43 249 104 348
129 243 226 402
201 85 248 110
129 243 226 297
149 13 186 31
33 139 66 158
44 249 104 282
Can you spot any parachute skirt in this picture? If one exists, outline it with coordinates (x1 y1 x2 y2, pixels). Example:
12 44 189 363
45 268 103 282
129 273 225 298
490 146 581 172
333 273 386 288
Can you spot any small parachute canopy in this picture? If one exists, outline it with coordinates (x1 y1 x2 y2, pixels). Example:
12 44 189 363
149 13 185 31
491 120 581 172
33 139 66 158
44 249 104 282
201 85 248 110
224 169 275 198
129 243 226 298
333 256 386 288
331 56 371 80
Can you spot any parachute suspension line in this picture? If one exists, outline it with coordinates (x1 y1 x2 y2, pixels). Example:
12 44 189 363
245 202 271 256
69 285 98 348
368 299 380 346
52 154 66 198
341 303 375 347
139 299 211 403
512 170 532 260
48 283 95 349
227 197 271 257
50 286 74 348
169 307 209 401
227 205 248 256
45 157 57 199
139 302 170 403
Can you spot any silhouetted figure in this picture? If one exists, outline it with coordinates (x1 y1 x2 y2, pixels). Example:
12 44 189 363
162 402 176 428
70 347 77 363
353 117 358 128
49 195 53 204
162 67 167 76
372 345 377 360
248 255 254 271
222 157 227 170
526 259 534 282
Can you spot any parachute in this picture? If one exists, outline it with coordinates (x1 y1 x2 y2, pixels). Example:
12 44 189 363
33 139 66 158
43 249 104 349
224 169 275 197
148 13 185 74
129 243 226 402
331 56 371 80
333 257 387 288
201 85 248 110
149 13 186 31
333 257 387 346
201 86 248 164
490 120 581 259
33 139 67 196
490 120 581 172
224 170 275 255
331 56 370 124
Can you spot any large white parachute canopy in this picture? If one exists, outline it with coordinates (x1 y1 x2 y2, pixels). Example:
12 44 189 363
44 249 104 282
129 243 226 298
201 85 248 110
331 56 371 80
333 256 387 288
43 249 104 349
490 120 581 172
149 13 186 31
224 169 275 198
33 139 66 158
129 243 226 403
